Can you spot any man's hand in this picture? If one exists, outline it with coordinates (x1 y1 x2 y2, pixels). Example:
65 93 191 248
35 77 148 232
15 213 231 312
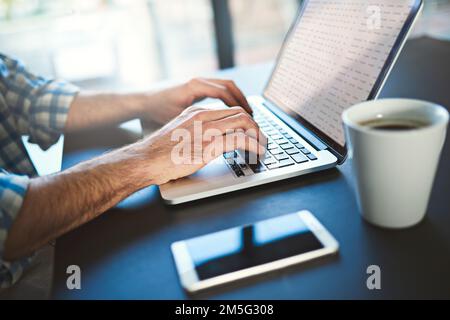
4 103 265 260
141 103 266 185
65 78 252 132
142 78 253 124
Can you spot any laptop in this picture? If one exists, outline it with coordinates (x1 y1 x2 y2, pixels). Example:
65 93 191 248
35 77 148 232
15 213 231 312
160 0 423 204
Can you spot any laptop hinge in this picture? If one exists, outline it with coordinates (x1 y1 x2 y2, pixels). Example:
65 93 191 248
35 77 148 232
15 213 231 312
262 101 327 151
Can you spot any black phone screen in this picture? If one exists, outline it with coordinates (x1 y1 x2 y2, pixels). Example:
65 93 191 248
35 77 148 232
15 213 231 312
185 213 324 280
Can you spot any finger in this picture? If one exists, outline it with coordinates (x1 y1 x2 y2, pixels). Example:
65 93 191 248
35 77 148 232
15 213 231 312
189 108 267 147
203 131 266 163
203 112 267 144
187 105 250 122
191 78 240 108
206 79 252 114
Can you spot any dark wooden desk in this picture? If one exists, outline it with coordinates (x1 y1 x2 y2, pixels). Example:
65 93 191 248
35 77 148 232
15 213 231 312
52 37 450 299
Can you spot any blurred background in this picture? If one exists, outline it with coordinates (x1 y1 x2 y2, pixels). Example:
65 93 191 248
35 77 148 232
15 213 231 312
0 0 449 92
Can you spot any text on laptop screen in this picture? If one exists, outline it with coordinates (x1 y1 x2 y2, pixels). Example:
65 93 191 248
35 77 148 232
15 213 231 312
264 0 415 147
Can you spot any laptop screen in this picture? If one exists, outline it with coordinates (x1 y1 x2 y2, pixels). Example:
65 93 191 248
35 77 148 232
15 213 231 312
264 0 419 150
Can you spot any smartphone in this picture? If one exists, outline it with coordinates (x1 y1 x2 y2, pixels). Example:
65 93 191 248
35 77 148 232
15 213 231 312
171 210 339 293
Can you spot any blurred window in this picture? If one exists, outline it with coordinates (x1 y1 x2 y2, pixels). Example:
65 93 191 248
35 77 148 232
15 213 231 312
0 0 449 91
0 0 217 90
230 0 299 65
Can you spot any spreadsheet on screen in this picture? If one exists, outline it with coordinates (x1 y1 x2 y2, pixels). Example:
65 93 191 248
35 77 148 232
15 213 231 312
265 0 414 146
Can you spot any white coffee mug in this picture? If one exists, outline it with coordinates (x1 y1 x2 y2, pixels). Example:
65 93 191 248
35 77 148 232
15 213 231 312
342 98 449 228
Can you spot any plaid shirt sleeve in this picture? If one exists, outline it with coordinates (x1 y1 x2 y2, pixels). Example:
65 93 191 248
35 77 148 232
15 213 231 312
0 54 79 287
0 171 33 288
0 53 79 150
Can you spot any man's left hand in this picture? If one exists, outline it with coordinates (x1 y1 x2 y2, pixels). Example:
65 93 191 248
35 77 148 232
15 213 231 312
142 78 252 124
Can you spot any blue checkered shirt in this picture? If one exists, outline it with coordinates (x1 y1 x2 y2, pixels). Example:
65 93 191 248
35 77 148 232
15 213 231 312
0 54 79 288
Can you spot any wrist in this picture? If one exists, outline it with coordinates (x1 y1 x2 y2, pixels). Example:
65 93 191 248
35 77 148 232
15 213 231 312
70 140 157 192
130 136 170 186
123 92 152 119
118 140 159 188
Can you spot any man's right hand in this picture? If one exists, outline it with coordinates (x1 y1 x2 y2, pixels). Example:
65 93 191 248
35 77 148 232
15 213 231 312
141 104 267 185
3 104 266 261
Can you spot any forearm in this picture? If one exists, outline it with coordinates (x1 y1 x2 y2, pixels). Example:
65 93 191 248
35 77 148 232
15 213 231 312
3 140 154 261
65 92 152 132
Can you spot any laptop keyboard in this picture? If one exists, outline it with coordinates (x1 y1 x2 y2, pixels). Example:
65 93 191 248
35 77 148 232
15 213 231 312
223 106 317 177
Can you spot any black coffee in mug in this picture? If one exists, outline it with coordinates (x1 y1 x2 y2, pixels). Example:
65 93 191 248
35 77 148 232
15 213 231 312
359 118 428 131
